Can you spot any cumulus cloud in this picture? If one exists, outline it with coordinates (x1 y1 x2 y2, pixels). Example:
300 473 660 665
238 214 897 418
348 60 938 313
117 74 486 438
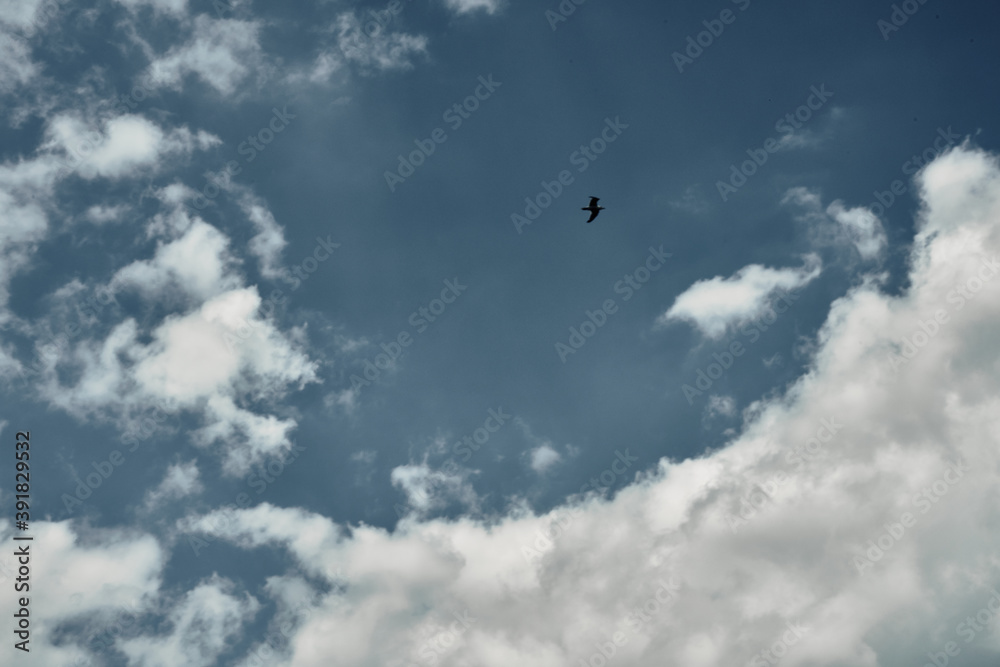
112 219 241 302
33 283 318 474
7 137 1000 667
658 254 822 338
43 114 220 179
0 520 163 665
160 144 1000 666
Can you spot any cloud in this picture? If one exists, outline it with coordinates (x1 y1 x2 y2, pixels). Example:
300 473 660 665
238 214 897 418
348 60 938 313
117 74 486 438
118 575 260 667
84 203 128 224
144 460 203 510
112 219 241 302
145 15 263 95
332 12 428 74
34 284 318 474
441 0 504 15
114 0 189 17
0 172 48 315
164 144 1000 667
390 462 480 516
516 417 574 474
528 443 562 473
784 187 888 261
0 520 163 665
658 254 822 338
232 189 288 281
0 33 39 92
0 0 60 37
43 114 220 179
703 394 737 428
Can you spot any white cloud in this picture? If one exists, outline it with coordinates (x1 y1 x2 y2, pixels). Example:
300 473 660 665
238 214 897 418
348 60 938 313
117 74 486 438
516 418 573 474
0 0 59 36
35 285 318 474
528 443 562 473
118 575 260 667
703 394 737 428
442 0 504 15
233 190 288 280
0 33 39 92
113 220 240 302
114 0 188 17
166 144 1000 667
332 12 428 73
84 203 128 224
659 254 822 338
0 181 48 314
391 462 480 516
145 15 263 95
0 520 163 665
144 460 203 510
784 187 888 261
43 114 220 180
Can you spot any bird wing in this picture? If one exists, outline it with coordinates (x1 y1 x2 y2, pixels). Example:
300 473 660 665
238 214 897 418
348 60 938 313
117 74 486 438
588 196 600 207
586 209 600 222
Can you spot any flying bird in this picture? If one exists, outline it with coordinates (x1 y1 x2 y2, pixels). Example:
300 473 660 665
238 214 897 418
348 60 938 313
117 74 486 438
582 196 605 223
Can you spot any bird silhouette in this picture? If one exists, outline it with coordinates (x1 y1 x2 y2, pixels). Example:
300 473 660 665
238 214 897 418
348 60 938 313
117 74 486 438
582 196 605 223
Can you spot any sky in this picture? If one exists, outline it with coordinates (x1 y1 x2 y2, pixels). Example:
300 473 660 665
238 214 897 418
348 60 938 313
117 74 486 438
1 0 1000 665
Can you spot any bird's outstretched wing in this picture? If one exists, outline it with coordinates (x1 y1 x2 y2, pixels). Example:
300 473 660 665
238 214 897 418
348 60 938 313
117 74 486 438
586 209 600 222
587 196 600 208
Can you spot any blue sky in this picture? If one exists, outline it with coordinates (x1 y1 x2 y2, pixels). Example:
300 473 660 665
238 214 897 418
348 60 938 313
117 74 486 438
3 0 1000 665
